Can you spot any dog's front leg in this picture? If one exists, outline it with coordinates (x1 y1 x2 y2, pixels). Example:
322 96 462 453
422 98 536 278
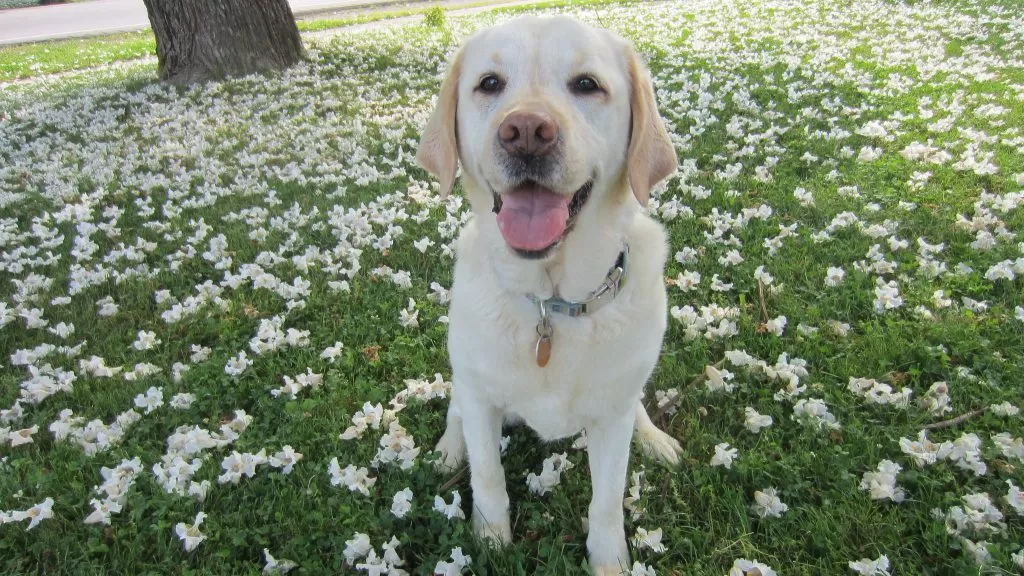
459 390 512 546
586 410 635 575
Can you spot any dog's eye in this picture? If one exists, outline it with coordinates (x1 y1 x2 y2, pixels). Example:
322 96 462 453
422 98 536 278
477 75 505 94
571 75 601 94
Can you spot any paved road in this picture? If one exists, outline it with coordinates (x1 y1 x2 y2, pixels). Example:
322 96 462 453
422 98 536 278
0 0 428 46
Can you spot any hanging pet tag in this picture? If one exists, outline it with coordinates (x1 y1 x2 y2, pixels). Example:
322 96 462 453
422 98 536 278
535 301 553 368
535 331 552 367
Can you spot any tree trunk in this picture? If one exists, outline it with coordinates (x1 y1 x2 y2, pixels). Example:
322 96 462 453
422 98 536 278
141 0 306 85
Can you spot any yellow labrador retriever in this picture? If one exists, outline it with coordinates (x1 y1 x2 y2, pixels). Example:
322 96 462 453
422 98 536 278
417 15 681 575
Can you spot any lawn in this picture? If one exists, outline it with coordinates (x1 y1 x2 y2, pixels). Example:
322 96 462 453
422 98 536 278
0 0 1022 574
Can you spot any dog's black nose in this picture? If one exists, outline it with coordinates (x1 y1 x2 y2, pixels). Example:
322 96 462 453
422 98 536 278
499 111 558 157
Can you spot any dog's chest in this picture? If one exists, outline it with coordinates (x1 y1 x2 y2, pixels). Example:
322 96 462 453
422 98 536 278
448 286 665 440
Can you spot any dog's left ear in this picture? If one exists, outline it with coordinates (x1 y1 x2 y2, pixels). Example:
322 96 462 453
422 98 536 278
416 50 464 198
625 47 677 206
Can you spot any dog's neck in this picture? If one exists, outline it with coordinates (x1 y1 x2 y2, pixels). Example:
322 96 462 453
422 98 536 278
468 179 636 302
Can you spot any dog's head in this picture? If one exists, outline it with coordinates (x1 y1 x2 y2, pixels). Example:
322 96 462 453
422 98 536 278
417 15 676 259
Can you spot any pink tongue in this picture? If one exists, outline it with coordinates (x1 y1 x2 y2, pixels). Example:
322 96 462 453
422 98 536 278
495 186 569 251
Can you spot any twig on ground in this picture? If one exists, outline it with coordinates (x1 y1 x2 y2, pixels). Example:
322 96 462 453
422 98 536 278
923 407 987 430
757 279 769 324
439 465 469 492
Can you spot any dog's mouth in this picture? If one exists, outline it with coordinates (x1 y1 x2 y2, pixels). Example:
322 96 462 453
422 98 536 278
491 178 593 259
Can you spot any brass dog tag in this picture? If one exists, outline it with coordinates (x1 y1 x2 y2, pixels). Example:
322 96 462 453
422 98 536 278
535 334 552 367
535 301 552 368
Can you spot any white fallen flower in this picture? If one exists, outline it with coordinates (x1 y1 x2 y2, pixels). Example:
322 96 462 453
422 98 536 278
918 382 951 416
391 487 414 518
825 266 845 287
989 401 1019 417
729 558 777 576
268 445 302 474
133 386 164 414
433 546 471 575
960 538 992 566
320 341 344 363
217 449 268 484
848 554 890 575
169 393 195 409
623 470 645 520
630 562 656 576
132 330 160 351
343 532 372 564
7 425 39 447
9 497 54 530
1005 481 1024 516
631 527 666 553
328 460 376 496
939 492 1005 537
792 398 840 430
744 407 773 433
263 548 298 574
751 487 788 518
705 365 735 393
764 315 787 336
992 433 1024 463
526 452 574 495
711 443 738 469
859 460 905 502
899 430 940 467
174 511 207 552
432 490 465 520
381 536 405 568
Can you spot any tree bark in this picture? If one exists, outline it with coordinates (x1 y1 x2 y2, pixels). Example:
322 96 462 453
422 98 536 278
141 0 306 85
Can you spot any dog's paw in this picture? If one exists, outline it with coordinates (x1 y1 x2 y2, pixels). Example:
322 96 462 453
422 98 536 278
432 427 466 474
472 512 512 547
635 424 682 466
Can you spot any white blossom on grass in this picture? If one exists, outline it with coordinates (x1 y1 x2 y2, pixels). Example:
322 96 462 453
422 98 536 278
859 460 905 502
704 365 735 393
630 562 656 576
526 452 573 495
750 487 788 518
432 491 465 520
849 554 890 575
7 497 54 531
263 548 298 574
320 341 345 363
631 527 666 553
268 446 302 474
133 386 164 414
391 487 413 518
174 511 207 552
918 382 951 416
711 443 738 469
169 393 195 409
328 460 376 496
132 330 160 351
1005 481 1024 516
344 532 372 564
792 398 840 430
729 558 777 576
623 470 645 520
989 402 1019 417
433 547 471 575
744 407 773 433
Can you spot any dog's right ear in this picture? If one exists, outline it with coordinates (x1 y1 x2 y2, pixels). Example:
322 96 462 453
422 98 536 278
416 50 464 198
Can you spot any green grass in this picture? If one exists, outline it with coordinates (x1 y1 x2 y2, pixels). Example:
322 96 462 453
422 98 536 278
0 30 155 82
0 0 1022 575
